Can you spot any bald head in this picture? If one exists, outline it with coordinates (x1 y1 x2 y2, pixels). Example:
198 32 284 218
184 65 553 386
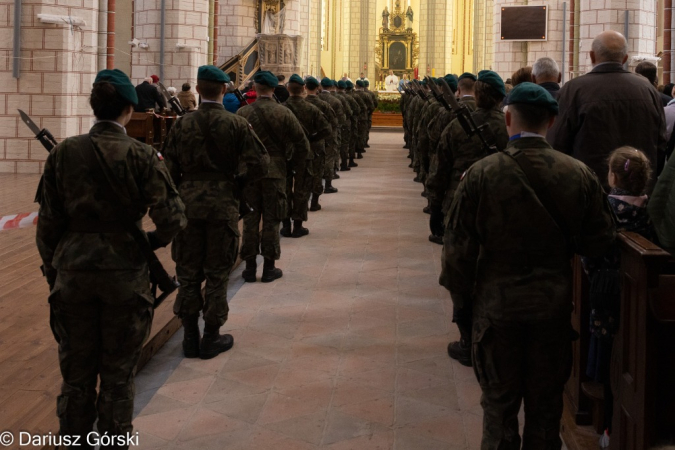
591 31 628 65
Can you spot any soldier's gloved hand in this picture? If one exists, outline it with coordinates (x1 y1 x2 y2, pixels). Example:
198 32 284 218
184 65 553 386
429 205 444 237
146 231 169 251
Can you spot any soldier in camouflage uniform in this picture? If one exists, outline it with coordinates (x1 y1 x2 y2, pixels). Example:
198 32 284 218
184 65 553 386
282 74 332 237
353 80 373 159
163 66 269 359
430 71 510 365
319 77 347 186
407 82 430 179
304 76 338 211
364 80 379 148
237 71 309 282
36 69 187 448
425 72 477 242
336 80 361 170
441 83 615 449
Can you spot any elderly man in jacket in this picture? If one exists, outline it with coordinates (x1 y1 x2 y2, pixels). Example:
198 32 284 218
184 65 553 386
548 30 667 190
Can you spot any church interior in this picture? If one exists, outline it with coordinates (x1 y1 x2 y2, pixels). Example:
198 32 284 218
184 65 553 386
1 1 675 449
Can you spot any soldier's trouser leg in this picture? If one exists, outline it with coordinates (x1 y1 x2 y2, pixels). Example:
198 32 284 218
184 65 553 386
349 121 358 159
312 152 325 195
452 305 473 338
472 318 571 450
291 160 312 222
241 178 285 260
260 177 286 261
340 126 351 166
50 270 152 449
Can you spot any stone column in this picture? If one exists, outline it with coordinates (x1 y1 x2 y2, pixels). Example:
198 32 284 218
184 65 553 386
131 0 209 89
0 0 98 174
578 0 657 74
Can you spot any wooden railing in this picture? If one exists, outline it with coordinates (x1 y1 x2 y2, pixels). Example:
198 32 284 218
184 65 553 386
562 232 675 450
219 38 260 89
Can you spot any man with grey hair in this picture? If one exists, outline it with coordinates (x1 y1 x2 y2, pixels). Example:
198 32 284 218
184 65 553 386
532 57 561 98
549 30 666 190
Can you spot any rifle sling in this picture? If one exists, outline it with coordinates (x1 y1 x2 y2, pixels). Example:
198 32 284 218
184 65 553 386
77 135 169 300
504 147 571 243
250 102 286 154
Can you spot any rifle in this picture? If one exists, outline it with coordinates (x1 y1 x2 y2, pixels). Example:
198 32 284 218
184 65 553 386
232 87 248 107
425 76 453 112
410 80 430 101
432 78 498 155
158 82 186 116
18 109 179 309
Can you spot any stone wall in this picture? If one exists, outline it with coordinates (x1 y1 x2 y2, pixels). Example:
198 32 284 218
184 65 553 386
0 0 98 174
130 0 209 89
215 0 257 65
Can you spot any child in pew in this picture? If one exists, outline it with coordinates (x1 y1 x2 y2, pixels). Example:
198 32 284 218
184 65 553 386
583 146 655 443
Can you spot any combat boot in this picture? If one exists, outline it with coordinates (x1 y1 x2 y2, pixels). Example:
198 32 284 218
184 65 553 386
309 194 321 211
340 162 351 171
280 218 292 237
181 315 201 358
200 323 234 360
348 158 358 167
356 152 363 159
291 219 309 238
242 259 257 283
333 171 340 179
447 338 472 367
261 258 283 282
324 179 338 194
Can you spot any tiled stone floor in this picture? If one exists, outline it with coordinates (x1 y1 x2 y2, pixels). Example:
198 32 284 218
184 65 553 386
132 130 485 449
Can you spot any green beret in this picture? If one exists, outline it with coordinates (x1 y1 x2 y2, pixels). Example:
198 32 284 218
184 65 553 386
332 80 338 87
253 71 278 87
505 82 558 114
346 80 354 89
320 77 333 87
443 74 458 92
337 80 347 89
288 74 305 85
305 76 320 89
420 79 427 87
94 69 138 105
459 72 477 82
477 70 506 97
364 80 370 86
356 79 365 87
197 65 230 83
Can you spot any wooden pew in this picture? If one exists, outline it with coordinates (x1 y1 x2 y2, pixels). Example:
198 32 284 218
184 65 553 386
127 112 154 145
611 232 675 450
562 232 675 450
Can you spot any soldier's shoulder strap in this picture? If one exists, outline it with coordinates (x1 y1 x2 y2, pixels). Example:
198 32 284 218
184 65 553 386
504 147 571 241
250 102 286 152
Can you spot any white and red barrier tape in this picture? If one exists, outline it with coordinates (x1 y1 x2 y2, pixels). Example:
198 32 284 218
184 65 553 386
0 212 39 231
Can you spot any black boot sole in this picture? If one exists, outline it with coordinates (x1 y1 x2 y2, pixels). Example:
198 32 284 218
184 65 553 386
200 340 234 360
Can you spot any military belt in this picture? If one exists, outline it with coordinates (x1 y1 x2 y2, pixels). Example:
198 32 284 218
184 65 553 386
181 172 230 181
68 219 141 233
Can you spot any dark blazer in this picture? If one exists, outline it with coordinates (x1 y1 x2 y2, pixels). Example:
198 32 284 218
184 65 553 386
134 81 167 112
548 62 666 190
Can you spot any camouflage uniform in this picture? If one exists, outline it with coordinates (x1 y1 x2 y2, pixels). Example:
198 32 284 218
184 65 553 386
283 96 332 220
304 94 337 196
426 96 477 198
36 121 186 446
352 90 372 155
336 90 361 168
162 102 269 327
237 97 309 258
406 94 427 176
413 97 439 182
441 136 615 449
366 88 379 144
319 90 347 177
428 105 508 219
